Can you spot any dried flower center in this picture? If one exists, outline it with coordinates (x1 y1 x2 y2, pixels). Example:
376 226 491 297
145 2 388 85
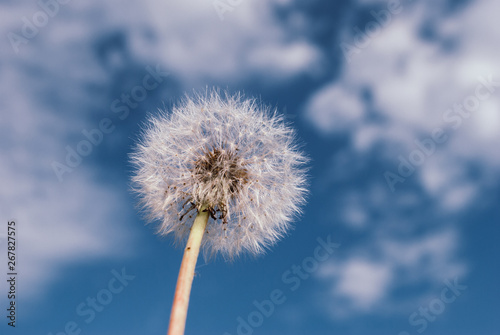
182 146 249 224
194 147 249 195
179 147 249 223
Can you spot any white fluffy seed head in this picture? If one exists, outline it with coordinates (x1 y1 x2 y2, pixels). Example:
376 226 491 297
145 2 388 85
130 89 308 259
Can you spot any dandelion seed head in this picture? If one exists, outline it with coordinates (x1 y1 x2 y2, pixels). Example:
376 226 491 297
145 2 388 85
130 89 308 259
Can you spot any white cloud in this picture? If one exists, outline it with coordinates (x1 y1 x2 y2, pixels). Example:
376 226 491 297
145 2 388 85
352 124 383 152
0 2 137 300
420 157 478 211
381 229 465 282
246 41 322 80
305 83 365 134
1 139 132 299
317 229 466 318
306 0 500 319
136 0 323 84
306 0 500 198
335 259 392 310
0 106 134 300
3 0 322 84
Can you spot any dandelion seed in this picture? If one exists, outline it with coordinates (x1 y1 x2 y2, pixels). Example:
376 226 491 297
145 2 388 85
130 89 308 335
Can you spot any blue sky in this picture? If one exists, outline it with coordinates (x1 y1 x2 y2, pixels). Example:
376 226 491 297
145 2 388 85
1 0 499 334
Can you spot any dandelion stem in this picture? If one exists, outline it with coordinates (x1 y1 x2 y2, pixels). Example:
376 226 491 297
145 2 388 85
168 205 209 335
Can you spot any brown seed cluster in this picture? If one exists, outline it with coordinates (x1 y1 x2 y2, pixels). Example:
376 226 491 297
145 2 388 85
191 146 249 222
195 147 249 192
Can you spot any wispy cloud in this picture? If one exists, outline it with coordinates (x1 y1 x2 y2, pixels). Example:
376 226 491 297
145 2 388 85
304 0 500 319
0 1 138 300
316 229 465 317
138 0 323 85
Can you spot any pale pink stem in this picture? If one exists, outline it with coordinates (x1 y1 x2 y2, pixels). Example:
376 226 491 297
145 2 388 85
168 206 209 335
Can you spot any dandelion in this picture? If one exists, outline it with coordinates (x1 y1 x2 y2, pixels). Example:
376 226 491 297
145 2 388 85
130 89 308 335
